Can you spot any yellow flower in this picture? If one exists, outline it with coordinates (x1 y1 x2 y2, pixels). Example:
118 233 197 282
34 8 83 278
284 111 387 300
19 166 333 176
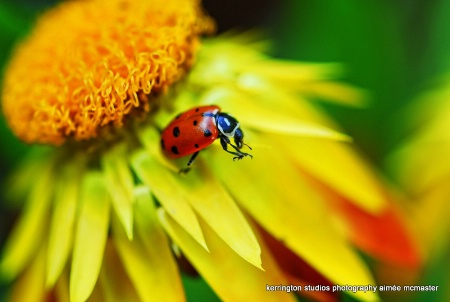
1 0 420 301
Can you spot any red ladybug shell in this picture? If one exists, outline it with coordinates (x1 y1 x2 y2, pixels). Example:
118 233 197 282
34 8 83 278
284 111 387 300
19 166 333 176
161 105 221 159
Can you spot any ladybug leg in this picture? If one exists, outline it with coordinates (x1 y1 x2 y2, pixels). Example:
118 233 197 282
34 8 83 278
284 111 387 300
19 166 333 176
179 151 200 174
219 136 253 161
187 151 200 167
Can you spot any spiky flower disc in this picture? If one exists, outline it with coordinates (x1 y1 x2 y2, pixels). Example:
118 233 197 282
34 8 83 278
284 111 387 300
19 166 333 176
1 0 213 145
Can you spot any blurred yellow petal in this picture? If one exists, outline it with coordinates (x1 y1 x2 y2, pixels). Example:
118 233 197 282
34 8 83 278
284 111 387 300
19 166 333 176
209 140 379 302
113 186 185 302
238 103 350 141
244 61 344 83
55 270 70 302
283 137 386 212
4 148 51 204
158 208 297 302
131 150 208 251
70 171 110 302
411 183 450 257
392 141 450 194
189 78 345 146
46 160 83 287
238 64 368 107
174 165 262 269
9 245 46 302
0 161 54 280
194 39 367 108
243 114 351 141
391 92 450 193
85 283 104 302
199 86 350 141
412 99 450 143
99 241 140 302
298 81 369 107
102 145 134 240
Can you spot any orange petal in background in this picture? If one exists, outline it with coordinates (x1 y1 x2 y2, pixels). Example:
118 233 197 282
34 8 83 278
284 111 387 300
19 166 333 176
257 223 339 302
309 173 422 270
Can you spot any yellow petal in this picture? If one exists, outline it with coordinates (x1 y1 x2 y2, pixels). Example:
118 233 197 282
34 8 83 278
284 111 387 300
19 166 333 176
297 81 369 107
55 270 70 302
158 208 297 302
197 38 361 107
112 186 185 302
70 171 110 302
102 144 134 239
4 148 50 205
46 160 83 287
0 161 54 280
208 139 379 302
200 86 350 141
195 38 366 107
244 116 351 141
99 241 141 302
131 150 208 251
173 164 262 269
392 141 450 194
412 183 450 257
413 99 450 143
242 61 344 83
85 283 104 302
282 136 386 212
237 63 368 107
9 245 46 302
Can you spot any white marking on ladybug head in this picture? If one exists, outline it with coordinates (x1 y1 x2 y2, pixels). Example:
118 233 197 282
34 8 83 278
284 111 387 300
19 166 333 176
216 113 240 138
219 123 239 138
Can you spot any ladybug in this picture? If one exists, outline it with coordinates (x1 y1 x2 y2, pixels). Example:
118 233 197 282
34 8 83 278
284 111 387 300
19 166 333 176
161 105 252 172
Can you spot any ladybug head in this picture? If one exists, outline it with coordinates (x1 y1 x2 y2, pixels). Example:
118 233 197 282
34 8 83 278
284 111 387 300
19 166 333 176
216 113 245 149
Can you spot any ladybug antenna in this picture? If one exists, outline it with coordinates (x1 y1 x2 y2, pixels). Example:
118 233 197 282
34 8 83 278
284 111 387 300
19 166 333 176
244 143 252 150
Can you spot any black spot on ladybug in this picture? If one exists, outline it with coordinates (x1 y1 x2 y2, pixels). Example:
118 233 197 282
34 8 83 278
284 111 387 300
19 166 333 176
193 120 198 126
173 126 180 137
171 146 179 155
194 144 199 148
195 108 200 112
161 139 165 150
203 129 212 137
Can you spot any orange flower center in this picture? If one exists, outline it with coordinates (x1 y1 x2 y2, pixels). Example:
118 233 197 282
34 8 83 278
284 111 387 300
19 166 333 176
1 0 214 145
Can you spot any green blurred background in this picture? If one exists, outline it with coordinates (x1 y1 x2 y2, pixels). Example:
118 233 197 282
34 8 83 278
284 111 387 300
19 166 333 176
1 0 449 301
